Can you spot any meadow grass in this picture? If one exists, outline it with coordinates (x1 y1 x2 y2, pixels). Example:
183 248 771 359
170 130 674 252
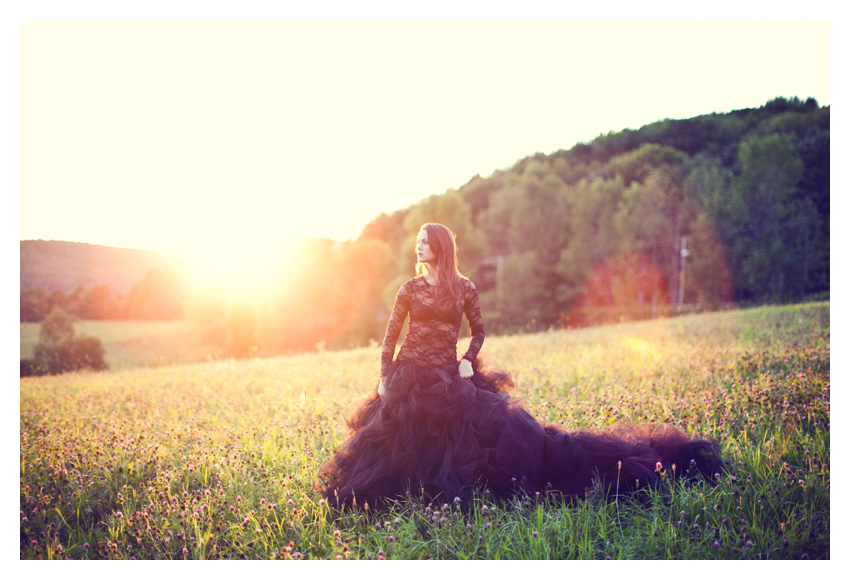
19 302 829 559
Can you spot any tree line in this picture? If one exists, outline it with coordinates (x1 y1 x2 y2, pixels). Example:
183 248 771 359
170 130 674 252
20 97 830 361
20 267 185 323
239 97 828 355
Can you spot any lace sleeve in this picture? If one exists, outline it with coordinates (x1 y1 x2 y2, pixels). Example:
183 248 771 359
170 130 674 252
381 281 412 377
461 279 485 362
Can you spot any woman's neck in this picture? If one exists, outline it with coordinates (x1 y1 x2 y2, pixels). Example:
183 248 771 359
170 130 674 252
423 266 439 286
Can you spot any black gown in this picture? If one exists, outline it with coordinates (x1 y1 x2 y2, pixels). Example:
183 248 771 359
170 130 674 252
317 276 722 507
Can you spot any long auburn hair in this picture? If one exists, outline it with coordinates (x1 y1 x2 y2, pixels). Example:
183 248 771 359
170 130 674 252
416 223 465 315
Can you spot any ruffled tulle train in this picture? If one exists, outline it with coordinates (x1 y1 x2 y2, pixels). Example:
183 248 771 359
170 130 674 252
316 360 722 507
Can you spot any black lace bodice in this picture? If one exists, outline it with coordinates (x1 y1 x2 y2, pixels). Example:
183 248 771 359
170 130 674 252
380 276 485 377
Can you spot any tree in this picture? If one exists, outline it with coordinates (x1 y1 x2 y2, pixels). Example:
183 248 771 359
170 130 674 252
80 284 117 320
556 177 625 309
729 134 804 302
684 212 735 308
125 268 184 320
24 308 108 376
20 290 47 322
605 143 688 186
794 131 830 295
615 167 698 306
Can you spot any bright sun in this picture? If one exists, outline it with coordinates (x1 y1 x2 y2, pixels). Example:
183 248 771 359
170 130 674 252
177 237 298 302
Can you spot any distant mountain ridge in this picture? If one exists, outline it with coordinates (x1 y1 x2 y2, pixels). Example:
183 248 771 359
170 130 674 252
20 240 185 295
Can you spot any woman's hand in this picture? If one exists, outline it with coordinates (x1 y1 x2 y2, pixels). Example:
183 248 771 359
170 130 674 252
377 377 386 398
458 358 473 379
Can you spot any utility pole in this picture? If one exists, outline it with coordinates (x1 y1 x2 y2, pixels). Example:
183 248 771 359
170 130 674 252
678 236 689 307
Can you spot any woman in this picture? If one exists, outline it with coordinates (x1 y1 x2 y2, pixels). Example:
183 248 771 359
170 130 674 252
317 223 721 507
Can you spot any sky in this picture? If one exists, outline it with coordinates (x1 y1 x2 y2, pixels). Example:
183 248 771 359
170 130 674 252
9 5 837 282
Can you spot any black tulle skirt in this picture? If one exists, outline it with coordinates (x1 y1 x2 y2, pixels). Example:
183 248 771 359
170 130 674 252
316 359 722 507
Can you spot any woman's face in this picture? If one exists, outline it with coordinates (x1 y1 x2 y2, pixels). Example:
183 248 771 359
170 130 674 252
416 229 436 264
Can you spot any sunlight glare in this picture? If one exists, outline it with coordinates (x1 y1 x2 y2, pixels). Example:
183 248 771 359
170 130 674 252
178 236 297 302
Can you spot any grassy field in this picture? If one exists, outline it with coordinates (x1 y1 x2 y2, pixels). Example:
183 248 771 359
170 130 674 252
19 302 830 559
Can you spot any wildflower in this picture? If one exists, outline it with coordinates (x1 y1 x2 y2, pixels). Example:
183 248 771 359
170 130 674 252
532 531 538 538
84 543 90 548
656 461 663 471
713 541 720 548
333 529 341 537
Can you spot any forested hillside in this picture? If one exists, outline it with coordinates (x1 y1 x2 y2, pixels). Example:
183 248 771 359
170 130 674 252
355 96 829 333
20 97 829 357
20 241 186 322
